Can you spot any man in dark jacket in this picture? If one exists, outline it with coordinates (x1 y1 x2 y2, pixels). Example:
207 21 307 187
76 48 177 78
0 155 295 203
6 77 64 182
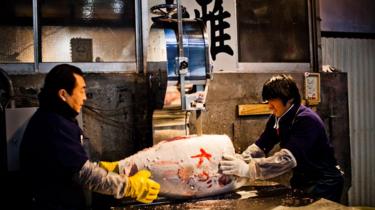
20 64 160 210
220 74 344 202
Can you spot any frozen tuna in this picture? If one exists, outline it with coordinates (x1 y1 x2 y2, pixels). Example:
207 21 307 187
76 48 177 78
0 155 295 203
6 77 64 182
118 135 247 198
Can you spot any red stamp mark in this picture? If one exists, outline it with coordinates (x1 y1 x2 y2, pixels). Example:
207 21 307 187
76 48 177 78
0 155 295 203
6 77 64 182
191 148 212 168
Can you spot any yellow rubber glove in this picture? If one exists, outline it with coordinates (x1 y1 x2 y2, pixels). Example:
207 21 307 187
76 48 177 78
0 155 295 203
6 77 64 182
125 170 160 204
99 161 119 173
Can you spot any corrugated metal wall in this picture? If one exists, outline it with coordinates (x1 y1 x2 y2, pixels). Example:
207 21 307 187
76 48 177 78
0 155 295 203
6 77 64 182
322 37 375 206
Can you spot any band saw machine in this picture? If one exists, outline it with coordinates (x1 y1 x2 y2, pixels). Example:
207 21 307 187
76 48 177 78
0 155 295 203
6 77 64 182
147 1 212 143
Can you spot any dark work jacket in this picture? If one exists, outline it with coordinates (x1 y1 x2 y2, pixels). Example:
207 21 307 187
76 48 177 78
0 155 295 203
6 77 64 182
255 104 343 202
20 98 88 210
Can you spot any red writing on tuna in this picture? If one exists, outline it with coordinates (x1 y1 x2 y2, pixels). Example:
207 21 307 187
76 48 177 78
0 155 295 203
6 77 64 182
191 148 212 168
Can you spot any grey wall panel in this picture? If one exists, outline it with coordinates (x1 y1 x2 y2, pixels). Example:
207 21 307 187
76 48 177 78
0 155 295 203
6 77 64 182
322 37 375 206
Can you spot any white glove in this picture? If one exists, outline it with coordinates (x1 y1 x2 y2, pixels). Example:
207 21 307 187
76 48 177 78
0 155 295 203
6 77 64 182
234 153 244 160
220 154 250 178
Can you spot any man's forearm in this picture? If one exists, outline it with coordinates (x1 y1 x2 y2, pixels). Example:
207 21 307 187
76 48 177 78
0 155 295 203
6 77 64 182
74 160 127 199
242 143 266 163
252 149 297 180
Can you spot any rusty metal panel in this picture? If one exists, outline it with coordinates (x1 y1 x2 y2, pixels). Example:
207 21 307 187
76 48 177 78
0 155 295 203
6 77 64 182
322 37 375 206
316 73 351 204
319 0 375 33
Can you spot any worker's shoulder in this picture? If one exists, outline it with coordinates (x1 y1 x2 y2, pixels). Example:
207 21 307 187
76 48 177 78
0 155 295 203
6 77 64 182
295 105 324 125
31 108 72 128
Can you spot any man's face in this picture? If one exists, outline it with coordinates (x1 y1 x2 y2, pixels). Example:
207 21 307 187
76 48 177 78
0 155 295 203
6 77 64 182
65 74 87 113
267 98 291 117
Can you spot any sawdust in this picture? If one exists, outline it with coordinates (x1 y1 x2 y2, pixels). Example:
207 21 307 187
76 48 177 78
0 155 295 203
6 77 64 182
272 198 360 210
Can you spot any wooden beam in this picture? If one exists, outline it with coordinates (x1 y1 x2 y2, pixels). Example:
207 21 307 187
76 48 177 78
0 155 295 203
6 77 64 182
238 104 271 116
238 100 309 116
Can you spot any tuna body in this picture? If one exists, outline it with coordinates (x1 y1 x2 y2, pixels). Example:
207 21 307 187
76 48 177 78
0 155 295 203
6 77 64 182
118 135 246 198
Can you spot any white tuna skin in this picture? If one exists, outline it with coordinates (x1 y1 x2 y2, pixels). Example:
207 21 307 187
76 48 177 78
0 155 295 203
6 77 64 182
118 135 247 198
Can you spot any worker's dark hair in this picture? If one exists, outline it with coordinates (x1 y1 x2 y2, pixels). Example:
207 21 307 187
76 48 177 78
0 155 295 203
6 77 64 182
38 64 83 107
262 74 301 105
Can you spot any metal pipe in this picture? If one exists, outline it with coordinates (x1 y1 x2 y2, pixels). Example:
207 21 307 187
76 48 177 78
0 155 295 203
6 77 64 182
177 0 184 58
141 0 149 74
176 0 186 110
307 0 313 72
196 110 203 135
32 0 40 72
135 0 144 74
308 0 319 72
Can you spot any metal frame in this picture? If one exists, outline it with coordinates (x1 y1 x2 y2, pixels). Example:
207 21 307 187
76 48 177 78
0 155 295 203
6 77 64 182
32 0 40 72
237 63 310 73
135 0 145 74
236 0 317 73
176 0 187 110
1 0 139 74
0 63 136 75
2 0 321 74
308 0 320 72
